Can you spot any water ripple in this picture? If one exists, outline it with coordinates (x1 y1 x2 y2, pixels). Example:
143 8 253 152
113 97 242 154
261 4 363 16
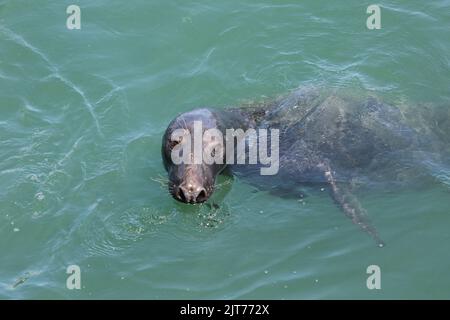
0 26 103 136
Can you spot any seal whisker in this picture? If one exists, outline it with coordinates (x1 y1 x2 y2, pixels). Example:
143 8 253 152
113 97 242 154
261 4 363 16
151 175 170 190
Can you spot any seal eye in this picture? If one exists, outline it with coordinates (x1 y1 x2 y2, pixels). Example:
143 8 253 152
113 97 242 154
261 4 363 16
169 139 181 150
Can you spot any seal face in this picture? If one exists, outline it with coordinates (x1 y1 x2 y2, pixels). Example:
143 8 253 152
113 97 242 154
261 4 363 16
162 106 257 204
162 109 226 204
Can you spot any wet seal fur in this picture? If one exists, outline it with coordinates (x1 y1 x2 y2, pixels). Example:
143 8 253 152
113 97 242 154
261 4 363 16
162 87 450 246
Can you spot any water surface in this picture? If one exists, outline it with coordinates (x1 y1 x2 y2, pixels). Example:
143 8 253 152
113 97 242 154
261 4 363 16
0 0 449 299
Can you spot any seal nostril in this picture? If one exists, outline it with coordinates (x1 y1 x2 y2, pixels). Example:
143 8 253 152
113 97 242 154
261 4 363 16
195 189 207 203
178 187 187 203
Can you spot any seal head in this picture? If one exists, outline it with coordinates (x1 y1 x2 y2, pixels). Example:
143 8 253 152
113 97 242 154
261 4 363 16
162 109 227 204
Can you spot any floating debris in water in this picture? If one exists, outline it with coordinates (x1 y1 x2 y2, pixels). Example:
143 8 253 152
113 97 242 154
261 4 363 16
27 174 39 182
35 192 45 201
12 272 32 288
12 278 27 288
13 228 20 232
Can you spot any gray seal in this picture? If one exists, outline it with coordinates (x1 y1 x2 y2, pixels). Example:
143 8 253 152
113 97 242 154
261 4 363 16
162 87 450 246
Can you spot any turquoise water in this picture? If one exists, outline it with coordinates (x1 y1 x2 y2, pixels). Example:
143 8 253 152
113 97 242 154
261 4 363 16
1 0 449 299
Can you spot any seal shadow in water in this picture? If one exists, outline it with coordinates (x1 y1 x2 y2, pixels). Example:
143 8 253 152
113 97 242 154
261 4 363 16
161 86 450 247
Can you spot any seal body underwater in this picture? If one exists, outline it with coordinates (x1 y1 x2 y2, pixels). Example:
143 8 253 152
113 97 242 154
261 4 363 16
162 86 450 246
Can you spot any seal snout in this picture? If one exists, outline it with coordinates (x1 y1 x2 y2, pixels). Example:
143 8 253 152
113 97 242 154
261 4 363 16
175 181 208 204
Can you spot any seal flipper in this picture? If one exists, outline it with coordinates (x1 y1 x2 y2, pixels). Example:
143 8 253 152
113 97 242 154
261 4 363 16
319 162 385 247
